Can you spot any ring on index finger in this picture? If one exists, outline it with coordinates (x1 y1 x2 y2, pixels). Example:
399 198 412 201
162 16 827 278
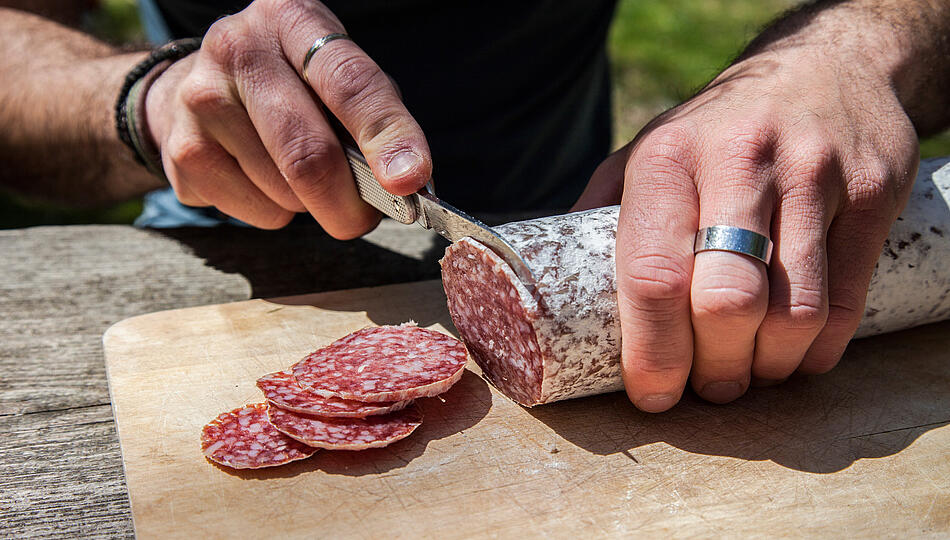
694 226 773 265
301 32 351 85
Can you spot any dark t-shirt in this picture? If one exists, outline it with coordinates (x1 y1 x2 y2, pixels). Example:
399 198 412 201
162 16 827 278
154 0 617 214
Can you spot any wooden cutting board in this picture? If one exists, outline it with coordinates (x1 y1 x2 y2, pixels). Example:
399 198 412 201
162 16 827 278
103 280 950 539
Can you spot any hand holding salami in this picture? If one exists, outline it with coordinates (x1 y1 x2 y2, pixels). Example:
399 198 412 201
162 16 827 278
568 11 935 412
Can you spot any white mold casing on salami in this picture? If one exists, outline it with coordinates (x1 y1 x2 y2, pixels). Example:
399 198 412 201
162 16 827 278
441 158 950 406
855 158 950 337
441 207 623 406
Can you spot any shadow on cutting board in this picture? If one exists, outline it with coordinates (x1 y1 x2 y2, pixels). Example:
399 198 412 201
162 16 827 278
213 370 491 480
527 320 950 474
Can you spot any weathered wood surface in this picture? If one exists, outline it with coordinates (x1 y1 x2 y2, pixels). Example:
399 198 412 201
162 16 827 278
0 220 443 539
1 159 949 538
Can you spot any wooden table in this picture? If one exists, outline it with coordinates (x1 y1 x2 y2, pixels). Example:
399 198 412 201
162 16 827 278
0 219 448 538
1 162 948 537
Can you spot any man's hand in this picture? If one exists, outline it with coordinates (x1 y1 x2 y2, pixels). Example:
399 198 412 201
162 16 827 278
145 0 431 234
576 0 949 411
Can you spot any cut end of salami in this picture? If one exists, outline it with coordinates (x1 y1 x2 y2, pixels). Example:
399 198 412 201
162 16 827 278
266 402 423 450
291 325 468 402
257 370 412 418
440 208 625 406
201 403 317 469
441 239 544 405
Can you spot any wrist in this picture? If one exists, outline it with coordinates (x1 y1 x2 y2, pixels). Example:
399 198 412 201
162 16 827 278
115 38 201 180
738 1 950 135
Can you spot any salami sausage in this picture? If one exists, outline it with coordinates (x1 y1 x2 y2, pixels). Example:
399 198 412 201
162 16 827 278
440 159 950 406
266 402 423 450
257 370 412 418
201 403 317 469
292 324 467 402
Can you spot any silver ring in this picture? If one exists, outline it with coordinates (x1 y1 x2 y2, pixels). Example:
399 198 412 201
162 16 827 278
694 226 773 265
301 32 351 85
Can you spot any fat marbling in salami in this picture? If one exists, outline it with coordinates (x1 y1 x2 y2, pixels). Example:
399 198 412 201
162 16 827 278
201 403 317 469
266 402 423 450
292 324 467 402
257 370 412 418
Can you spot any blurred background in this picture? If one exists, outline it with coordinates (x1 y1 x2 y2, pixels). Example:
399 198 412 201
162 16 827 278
3 0 948 229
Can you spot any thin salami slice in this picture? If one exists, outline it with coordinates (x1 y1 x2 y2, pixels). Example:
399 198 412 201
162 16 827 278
256 370 412 418
292 324 467 402
201 403 317 469
266 402 423 450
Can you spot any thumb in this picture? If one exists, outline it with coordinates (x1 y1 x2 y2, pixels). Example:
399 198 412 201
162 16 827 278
571 146 631 211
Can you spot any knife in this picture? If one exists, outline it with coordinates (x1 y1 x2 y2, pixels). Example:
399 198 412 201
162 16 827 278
340 144 537 293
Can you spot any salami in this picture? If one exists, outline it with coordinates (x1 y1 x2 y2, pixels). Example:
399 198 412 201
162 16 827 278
201 403 317 469
292 324 468 402
266 402 424 450
440 159 950 406
257 370 412 418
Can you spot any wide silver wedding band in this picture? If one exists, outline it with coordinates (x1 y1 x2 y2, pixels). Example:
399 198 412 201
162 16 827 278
302 32 351 85
694 226 773 265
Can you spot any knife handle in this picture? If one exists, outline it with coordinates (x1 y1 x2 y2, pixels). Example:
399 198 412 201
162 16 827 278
342 145 419 225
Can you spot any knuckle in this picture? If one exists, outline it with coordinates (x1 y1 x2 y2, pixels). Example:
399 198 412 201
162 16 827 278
272 0 341 41
846 157 905 214
358 111 411 149
720 121 776 167
203 17 249 65
165 134 224 171
629 123 696 177
180 76 233 117
620 253 692 308
320 52 387 112
634 361 684 377
203 16 272 76
780 136 838 191
278 135 339 191
764 293 828 336
787 139 836 175
824 297 864 335
692 281 766 326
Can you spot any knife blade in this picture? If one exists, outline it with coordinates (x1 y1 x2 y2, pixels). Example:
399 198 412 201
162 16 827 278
341 144 537 292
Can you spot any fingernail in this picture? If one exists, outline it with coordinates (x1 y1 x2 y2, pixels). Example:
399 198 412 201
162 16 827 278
700 381 744 404
636 393 677 413
385 150 421 178
751 377 787 388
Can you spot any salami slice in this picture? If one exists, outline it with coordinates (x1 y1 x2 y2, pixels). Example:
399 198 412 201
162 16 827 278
257 370 412 418
439 160 950 406
292 324 467 402
266 402 424 450
201 403 317 469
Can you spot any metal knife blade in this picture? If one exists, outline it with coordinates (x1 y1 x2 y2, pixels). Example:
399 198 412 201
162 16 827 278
341 144 537 292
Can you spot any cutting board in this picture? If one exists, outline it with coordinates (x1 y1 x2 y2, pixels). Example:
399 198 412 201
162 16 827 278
104 280 950 538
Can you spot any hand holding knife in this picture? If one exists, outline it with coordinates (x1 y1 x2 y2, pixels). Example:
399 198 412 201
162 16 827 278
340 144 537 292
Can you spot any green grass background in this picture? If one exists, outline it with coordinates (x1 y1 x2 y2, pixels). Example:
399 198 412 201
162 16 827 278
2 0 948 228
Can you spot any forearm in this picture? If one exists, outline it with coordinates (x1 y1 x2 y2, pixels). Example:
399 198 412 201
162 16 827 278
0 8 163 206
739 0 950 137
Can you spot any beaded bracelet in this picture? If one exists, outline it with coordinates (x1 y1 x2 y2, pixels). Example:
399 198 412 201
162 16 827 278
114 37 202 180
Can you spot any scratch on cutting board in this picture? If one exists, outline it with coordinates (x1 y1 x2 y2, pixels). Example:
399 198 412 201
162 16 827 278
266 307 284 314
842 420 950 440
